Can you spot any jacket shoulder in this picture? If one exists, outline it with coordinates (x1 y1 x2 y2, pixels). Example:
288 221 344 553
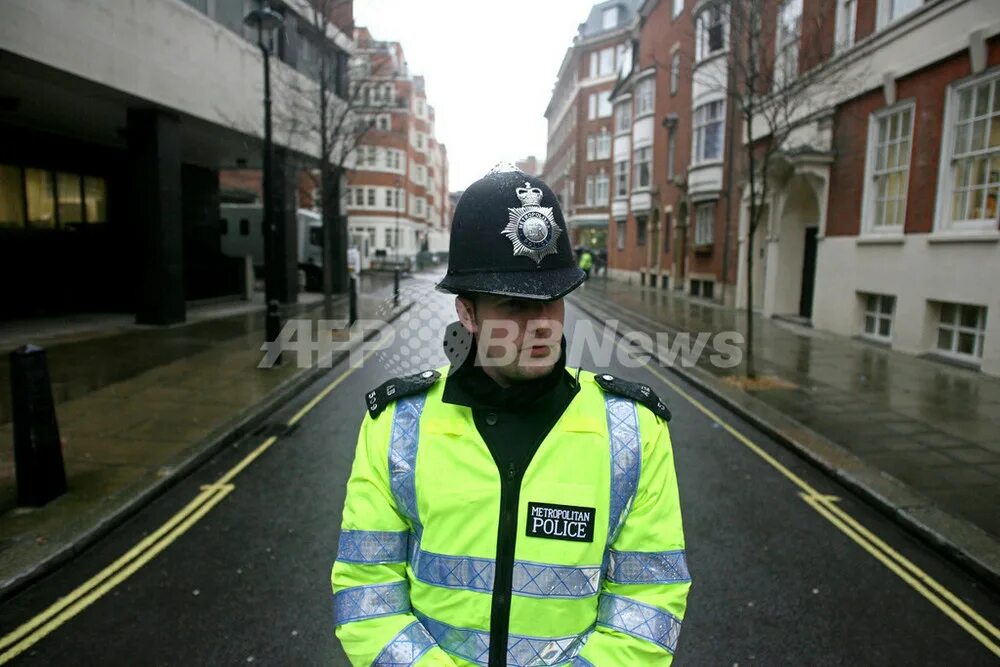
365 369 442 419
592 372 671 422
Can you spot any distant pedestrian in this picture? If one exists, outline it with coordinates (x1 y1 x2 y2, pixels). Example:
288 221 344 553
332 166 689 666
579 248 593 280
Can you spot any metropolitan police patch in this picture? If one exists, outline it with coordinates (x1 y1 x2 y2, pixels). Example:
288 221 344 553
526 501 596 543
501 182 562 264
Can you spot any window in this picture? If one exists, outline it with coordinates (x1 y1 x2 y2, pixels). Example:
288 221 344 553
673 0 683 18
55 173 82 225
635 78 655 117
365 146 376 166
597 91 613 118
590 52 599 79
670 52 680 95
836 0 856 51
385 188 394 208
877 0 923 30
615 160 628 197
589 94 598 121
864 105 913 232
599 48 615 76
861 293 896 340
939 73 1000 230
693 101 725 163
0 165 24 227
355 187 364 206
596 172 609 205
602 6 619 30
637 216 647 245
345 188 353 206
634 146 652 189
367 188 376 206
667 127 677 181
696 5 727 61
695 203 715 245
615 102 631 133
377 116 389 131
385 227 393 248
24 168 55 228
596 130 611 159
775 0 802 88
616 218 626 250
664 212 672 251
585 176 595 206
587 135 596 161
416 133 424 150
935 302 986 360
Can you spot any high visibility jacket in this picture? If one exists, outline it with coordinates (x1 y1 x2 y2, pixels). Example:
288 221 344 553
332 368 690 666
578 252 593 270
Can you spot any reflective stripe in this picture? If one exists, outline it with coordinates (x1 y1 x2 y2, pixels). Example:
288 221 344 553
596 593 681 654
410 540 600 598
337 530 409 564
606 549 690 584
604 396 642 544
389 395 426 530
414 610 592 666
334 581 410 625
373 620 436 666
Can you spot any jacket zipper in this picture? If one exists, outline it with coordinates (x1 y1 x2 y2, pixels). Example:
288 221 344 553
488 461 519 666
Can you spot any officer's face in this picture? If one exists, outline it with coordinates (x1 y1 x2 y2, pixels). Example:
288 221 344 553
456 295 565 387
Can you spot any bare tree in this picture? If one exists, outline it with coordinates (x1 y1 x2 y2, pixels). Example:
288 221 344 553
274 0 396 312
692 0 856 378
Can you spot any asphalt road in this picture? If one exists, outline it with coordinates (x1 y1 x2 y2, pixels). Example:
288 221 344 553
0 272 998 665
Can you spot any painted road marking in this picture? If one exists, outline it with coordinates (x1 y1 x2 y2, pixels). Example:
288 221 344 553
0 344 380 663
604 311 1000 657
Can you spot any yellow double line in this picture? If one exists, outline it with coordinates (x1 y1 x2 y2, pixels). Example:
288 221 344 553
0 347 377 663
635 352 1000 657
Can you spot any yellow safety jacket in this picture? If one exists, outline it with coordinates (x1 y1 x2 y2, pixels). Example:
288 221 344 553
332 368 690 666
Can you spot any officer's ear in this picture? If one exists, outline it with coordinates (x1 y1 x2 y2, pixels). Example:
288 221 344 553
455 295 478 336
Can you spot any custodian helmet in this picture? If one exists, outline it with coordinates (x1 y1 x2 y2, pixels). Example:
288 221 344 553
435 165 585 301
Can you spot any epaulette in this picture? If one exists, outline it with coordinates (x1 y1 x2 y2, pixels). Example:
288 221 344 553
365 369 442 419
594 373 671 422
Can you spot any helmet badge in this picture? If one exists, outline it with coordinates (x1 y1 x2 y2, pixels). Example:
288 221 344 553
501 182 562 265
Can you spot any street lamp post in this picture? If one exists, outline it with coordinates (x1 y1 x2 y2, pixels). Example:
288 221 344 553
244 2 284 355
394 175 401 264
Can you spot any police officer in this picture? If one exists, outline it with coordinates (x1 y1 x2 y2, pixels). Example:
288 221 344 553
332 166 690 666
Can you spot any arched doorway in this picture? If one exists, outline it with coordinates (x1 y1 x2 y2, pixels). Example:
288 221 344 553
771 175 820 319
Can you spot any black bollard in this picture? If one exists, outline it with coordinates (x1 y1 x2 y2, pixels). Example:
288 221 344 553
266 299 283 367
10 344 67 506
393 269 400 307
349 276 358 326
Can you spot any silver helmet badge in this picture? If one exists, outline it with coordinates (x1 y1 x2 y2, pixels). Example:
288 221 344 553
501 182 561 264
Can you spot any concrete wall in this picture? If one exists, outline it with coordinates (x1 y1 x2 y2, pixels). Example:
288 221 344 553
1 0 322 157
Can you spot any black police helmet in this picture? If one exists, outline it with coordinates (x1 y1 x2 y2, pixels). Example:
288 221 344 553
436 165 585 301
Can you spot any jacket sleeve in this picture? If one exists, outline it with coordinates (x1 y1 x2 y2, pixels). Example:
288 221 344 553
574 413 691 665
331 410 455 666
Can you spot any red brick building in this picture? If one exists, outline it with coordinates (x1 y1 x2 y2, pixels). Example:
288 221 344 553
542 1 642 253
345 29 449 268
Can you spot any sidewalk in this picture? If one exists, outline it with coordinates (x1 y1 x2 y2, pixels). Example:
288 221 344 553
570 277 1000 586
0 273 409 598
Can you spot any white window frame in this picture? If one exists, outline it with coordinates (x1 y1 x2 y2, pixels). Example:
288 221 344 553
588 94 597 121
667 127 677 181
615 101 632 134
876 0 923 31
616 218 626 250
935 70 1000 233
774 0 802 89
587 135 596 161
595 172 609 205
695 4 727 62
835 0 857 52
861 102 914 235
695 203 714 245
673 0 683 19
599 47 615 76
861 293 896 341
596 129 611 160
602 6 619 30
597 91 613 118
590 52 599 79
935 302 987 361
585 176 595 206
635 77 655 117
614 159 629 198
693 100 725 164
633 146 652 190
